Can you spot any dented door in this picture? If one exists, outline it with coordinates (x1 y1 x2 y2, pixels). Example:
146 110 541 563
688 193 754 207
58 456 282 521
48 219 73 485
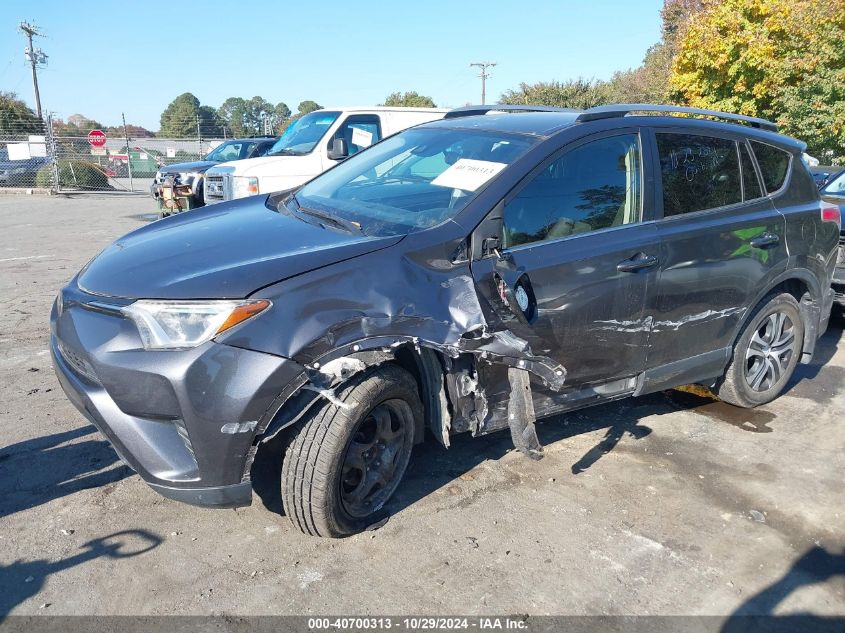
647 130 787 366
471 224 660 389
470 131 660 389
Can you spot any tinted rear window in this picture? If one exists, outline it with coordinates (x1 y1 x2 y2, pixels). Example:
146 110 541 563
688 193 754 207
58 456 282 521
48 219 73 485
750 141 791 193
657 133 742 216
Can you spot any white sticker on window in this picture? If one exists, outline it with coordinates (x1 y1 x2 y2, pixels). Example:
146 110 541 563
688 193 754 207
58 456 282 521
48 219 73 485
431 158 507 191
351 127 373 148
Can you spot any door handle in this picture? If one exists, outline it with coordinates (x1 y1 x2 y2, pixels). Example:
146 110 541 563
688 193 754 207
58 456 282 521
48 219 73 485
749 232 780 249
617 253 659 273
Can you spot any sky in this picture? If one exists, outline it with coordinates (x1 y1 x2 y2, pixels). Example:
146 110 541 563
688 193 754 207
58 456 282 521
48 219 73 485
0 0 664 130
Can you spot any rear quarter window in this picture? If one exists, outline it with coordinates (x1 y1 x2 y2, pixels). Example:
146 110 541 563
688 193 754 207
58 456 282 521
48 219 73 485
750 141 791 193
656 133 742 216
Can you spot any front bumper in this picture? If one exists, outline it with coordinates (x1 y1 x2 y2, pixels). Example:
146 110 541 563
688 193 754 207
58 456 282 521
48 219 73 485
50 282 304 507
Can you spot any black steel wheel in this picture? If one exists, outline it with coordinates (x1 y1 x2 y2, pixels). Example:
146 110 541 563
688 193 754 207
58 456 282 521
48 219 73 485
281 364 421 537
340 400 413 518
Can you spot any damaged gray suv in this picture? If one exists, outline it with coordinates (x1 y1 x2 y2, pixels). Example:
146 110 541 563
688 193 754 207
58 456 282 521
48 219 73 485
52 104 840 537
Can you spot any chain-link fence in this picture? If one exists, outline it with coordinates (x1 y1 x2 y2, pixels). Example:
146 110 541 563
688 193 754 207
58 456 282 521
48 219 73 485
0 119 52 190
1 115 239 193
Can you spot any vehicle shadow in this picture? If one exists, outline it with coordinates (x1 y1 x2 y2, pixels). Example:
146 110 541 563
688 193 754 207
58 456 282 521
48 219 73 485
251 433 286 516
250 397 660 519
252 311 843 520
0 529 162 616
781 310 843 400
0 426 132 519
720 545 845 633
387 394 687 517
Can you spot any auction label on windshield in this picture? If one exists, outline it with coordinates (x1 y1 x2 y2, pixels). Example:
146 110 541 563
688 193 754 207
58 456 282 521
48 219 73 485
431 159 507 191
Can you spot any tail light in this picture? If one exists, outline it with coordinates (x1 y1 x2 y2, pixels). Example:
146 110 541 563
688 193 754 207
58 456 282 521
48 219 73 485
821 200 841 230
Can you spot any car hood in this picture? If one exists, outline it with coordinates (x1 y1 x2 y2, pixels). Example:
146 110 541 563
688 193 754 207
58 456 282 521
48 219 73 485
159 160 217 174
78 197 403 299
216 155 313 178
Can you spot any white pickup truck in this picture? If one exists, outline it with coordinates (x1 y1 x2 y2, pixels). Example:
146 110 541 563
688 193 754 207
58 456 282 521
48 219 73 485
203 106 448 204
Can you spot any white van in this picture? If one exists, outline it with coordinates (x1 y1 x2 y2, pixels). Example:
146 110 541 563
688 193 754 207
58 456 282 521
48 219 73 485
204 106 448 204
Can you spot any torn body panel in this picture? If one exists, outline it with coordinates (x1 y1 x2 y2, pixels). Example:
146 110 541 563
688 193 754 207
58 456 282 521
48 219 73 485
227 230 568 460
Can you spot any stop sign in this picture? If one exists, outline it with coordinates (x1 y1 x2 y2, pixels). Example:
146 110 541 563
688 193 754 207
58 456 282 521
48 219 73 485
88 130 107 147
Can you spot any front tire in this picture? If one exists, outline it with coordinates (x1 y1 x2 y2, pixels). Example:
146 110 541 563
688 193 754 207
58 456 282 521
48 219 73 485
716 292 803 408
281 364 422 537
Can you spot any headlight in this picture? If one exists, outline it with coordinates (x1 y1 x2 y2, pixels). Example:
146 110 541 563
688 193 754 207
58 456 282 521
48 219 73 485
179 172 196 183
121 299 271 350
232 176 260 199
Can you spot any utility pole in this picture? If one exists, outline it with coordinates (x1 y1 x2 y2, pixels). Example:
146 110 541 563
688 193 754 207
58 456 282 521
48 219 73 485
196 113 203 157
19 22 47 119
122 113 134 191
470 61 496 105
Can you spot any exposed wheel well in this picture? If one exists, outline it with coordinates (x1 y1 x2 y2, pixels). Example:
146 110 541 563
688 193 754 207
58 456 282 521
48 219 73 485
393 344 450 446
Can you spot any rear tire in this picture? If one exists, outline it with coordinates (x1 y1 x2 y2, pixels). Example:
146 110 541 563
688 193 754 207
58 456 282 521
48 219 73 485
281 364 422 537
716 293 803 408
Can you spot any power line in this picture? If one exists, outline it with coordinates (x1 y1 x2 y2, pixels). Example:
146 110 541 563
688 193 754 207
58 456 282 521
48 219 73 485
469 61 497 105
19 21 47 119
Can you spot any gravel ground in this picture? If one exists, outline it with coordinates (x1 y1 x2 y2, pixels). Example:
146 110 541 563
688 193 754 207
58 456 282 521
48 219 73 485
0 194 843 620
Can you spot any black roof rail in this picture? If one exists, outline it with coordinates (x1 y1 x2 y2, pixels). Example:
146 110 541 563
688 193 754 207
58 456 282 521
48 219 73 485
576 104 778 132
444 104 579 119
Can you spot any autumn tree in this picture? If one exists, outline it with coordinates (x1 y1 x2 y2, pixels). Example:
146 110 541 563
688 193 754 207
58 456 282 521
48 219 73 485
382 91 437 107
671 0 845 160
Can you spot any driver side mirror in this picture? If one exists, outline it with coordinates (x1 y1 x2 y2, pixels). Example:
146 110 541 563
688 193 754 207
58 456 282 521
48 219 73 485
327 138 349 161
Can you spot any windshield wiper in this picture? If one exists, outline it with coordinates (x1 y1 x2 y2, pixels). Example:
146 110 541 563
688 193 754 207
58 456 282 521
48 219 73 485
269 149 303 157
295 204 363 234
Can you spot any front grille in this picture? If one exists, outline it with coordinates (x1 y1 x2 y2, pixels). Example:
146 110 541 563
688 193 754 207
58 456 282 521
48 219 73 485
57 340 100 385
204 174 226 203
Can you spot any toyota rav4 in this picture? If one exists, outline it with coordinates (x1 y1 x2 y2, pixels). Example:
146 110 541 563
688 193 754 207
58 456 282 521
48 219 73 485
52 104 840 537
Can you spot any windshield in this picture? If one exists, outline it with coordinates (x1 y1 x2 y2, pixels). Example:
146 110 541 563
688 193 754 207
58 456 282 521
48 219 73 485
268 111 340 156
290 127 535 236
205 141 256 162
822 170 845 195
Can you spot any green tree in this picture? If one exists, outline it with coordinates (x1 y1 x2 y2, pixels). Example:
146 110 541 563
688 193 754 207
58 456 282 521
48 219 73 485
670 0 845 161
500 78 615 109
218 97 292 136
0 92 43 135
246 96 276 134
159 93 222 137
198 105 224 137
218 97 249 136
159 93 202 137
275 102 291 121
297 100 322 116
382 91 437 107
